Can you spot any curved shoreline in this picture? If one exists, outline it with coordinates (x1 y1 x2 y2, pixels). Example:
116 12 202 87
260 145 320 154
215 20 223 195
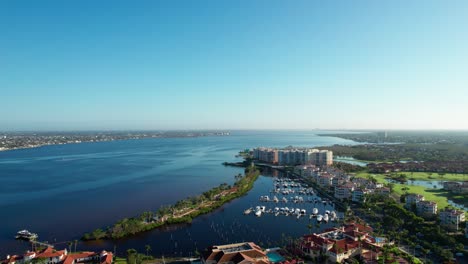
82 165 259 241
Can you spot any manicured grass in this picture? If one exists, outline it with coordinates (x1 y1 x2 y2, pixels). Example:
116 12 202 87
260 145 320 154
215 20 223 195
394 184 449 208
353 171 387 184
114 257 126 264
394 172 468 181
355 172 468 215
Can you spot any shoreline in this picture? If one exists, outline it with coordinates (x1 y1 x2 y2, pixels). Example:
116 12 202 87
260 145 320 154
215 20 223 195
0 132 231 153
82 164 259 241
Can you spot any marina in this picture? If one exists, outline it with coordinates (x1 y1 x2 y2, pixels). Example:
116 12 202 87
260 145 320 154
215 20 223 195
245 178 339 223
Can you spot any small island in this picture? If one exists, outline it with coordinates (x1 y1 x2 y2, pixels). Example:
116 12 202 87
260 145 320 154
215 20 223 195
82 164 259 240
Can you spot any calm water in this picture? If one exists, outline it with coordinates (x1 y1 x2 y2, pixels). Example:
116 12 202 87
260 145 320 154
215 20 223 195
0 130 356 256
335 156 368 166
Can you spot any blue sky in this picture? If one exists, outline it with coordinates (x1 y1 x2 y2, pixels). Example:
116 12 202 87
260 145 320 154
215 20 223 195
1 0 467 131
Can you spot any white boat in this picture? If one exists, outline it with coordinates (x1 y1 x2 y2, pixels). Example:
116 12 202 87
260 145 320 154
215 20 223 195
312 208 318 215
300 209 306 215
260 206 266 212
294 208 300 215
15 230 38 241
244 208 253 215
317 215 323 222
282 197 288 203
255 210 262 217
325 210 330 215
273 196 279 203
323 214 329 222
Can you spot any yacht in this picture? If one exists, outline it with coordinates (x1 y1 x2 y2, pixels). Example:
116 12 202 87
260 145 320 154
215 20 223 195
15 230 38 241
312 208 318 215
330 211 337 221
260 206 266 212
300 209 306 215
273 196 279 203
323 214 329 222
317 215 323 222
255 209 262 217
244 207 253 215
294 208 300 215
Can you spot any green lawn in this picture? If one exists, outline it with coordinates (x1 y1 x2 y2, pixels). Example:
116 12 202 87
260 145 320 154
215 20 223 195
114 257 126 264
354 171 468 182
354 171 387 184
355 172 468 215
393 172 468 181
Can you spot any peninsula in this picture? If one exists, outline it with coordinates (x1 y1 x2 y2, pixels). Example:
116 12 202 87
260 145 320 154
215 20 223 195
82 164 259 240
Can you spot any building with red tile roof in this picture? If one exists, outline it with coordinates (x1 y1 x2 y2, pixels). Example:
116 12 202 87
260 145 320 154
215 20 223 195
202 242 269 264
1 248 112 264
301 222 383 263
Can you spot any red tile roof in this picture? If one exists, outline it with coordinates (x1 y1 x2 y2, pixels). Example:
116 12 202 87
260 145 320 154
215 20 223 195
36 248 66 259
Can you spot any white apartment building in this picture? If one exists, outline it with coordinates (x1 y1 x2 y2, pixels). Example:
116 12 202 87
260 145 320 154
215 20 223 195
416 200 438 216
439 209 465 230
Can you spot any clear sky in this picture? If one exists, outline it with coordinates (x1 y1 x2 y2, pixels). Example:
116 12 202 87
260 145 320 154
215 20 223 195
1 0 467 131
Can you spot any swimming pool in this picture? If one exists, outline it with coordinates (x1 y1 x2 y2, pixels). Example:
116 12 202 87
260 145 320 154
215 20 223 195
267 252 285 263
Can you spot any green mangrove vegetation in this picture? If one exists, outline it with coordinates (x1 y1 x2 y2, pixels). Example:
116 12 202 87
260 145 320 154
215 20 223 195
82 165 260 240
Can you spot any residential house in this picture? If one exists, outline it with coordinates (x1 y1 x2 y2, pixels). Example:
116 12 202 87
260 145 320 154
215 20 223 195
301 222 381 263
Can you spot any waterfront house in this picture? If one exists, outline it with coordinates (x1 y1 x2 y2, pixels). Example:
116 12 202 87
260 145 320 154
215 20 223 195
202 242 269 264
294 165 319 178
334 183 355 200
301 222 380 263
439 208 466 231
1 248 112 264
36 248 68 264
318 174 334 188
62 251 112 264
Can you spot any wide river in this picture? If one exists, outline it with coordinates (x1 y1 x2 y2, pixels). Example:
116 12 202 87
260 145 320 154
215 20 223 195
0 130 357 257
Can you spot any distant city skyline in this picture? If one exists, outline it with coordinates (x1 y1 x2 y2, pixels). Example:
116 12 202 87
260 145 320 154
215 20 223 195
1 1 467 131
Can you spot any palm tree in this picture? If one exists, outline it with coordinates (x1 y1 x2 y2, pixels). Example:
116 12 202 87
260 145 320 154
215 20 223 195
67 242 72 253
145 245 151 257
74 240 78 252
